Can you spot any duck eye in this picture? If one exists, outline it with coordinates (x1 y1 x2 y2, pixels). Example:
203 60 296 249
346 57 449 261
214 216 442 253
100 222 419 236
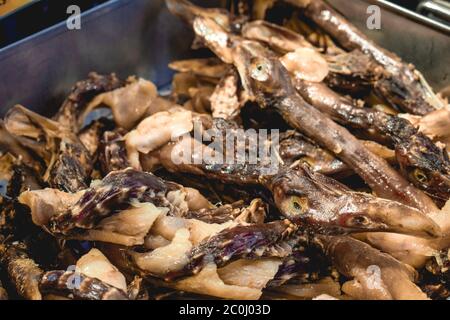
250 59 271 82
286 196 308 215
413 169 428 184
349 215 370 226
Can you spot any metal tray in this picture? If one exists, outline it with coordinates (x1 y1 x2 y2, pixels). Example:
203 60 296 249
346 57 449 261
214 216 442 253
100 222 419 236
0 0 449 117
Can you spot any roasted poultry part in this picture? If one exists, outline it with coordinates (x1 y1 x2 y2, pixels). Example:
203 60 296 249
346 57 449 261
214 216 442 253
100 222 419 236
270 164 441 237
239 18 450 202
0 281 7 300
318 235 428 300
286 0 444 115
294 80 450 203
54 72 124 132
188 15 437 213
157 127 441 237
39 270 129 300
167 219 299 279
0 242 43 300
169 58 230 80
4 105 93 193
48 168 187 236
98 128 130 175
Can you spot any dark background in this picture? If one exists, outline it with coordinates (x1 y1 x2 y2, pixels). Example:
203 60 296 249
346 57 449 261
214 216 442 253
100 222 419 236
0 0 109 47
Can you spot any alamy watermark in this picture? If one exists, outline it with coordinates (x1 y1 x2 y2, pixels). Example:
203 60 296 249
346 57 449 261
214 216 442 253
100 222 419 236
367 5 381 30
67 5 81 30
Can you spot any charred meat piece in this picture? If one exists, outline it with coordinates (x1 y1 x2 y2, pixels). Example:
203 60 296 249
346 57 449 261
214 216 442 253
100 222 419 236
78 118 115 161
288 0 444 115
39 271 129 300
0 242 43 300
5 105 93 193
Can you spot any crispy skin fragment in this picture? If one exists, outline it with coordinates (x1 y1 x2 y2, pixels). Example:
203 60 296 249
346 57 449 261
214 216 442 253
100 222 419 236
0 243 43 300
39 271 129 300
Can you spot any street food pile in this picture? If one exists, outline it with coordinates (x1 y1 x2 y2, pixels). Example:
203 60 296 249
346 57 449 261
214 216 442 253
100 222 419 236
0 0 449 300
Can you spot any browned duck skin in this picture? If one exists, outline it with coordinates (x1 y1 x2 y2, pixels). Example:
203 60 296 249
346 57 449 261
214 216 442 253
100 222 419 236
4 105 93 193
279 130 348 176
294 80 450 203
286 0 443 115
165 219 300 280
48 168 186 236
98 128 130 175
54 73 124 132
39 270 129 300
0 242 43 300
185 199 266 224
